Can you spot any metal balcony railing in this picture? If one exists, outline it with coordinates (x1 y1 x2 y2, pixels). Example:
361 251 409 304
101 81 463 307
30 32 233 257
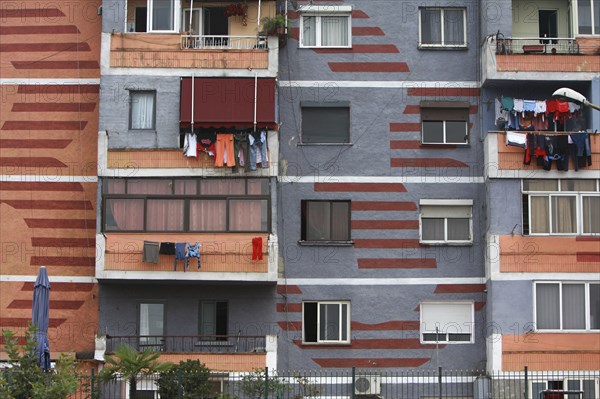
106 334 267 353
496 37 579 55
181 35 268 50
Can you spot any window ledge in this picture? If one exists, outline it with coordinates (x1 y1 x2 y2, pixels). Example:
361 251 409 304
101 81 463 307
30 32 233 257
127 129 157 133
297 143 353 146
418 45 468 51
420 241 473 246
300 342 352 346
421 142 470 147
298 240 354 247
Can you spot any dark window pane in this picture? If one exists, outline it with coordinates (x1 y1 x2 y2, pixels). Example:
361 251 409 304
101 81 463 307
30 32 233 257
302 107 350 143
590 284 600 329
306 201 331 240
446 121 467 143
422 121 444 143
448 218 470 240
448 333 471 341
536 284 560 329
320 303 340 341
304 303 318 343
331 202 350 240
422 218 444 241
216 301 228 336
421 9 441 44
423 332 446 342
583 380 596 399
444 9 465 45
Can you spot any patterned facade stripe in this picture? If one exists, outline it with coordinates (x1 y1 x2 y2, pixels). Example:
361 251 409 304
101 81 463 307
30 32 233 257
0 8 65 18
329 62 409 72
0 139 71 148
17 85 99 94
434 284 487 293
2 121 88 130
352 27 385 36
352 201 417 211
30 256 95 267
0 200 94 210
352 220 418 229
0 317 66 328
11 103 96 112
390 158 469 168
403 104 478 114
1 182 83 191
576 252 600 262
0 43 91 52
21 282 94 291
357 258 437 269
351 320 420 330
276 285 303 294
294 339 441 349
31 238 95 248
276 303 302 312
407 88 480 97
0 158 66 167
7 300 84 310
11 61 100 69
390 140 458 150
314 45 399 54
390 122 421 132
0 25 81 35
24 219 96 229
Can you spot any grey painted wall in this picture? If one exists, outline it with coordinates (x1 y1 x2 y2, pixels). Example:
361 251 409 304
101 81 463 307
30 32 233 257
102 0 126 33
487 280 533 336
99 75 181 149
99 283 278 337
486 180 522 235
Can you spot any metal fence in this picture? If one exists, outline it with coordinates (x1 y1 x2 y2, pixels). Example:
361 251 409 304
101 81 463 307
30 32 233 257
63 367 599 399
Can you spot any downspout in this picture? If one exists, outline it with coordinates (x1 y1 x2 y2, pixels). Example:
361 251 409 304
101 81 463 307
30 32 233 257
257 0 262 31
191 73 195 133
189 0 193 31
253 72 258 132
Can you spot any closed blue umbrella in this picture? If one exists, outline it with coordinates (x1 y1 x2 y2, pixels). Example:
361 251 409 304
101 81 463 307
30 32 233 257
32 266 51 371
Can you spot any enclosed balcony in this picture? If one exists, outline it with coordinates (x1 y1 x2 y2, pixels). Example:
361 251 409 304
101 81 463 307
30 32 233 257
481 0 600 83
105 0 279 74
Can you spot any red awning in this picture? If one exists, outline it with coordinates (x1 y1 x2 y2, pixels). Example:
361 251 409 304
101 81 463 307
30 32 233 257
180 77 276 128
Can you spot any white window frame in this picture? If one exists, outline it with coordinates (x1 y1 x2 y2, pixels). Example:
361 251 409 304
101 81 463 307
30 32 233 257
420 301 475 344
421 120 469 145
129 90 156 130
419 199 473 245
418 7 467 48
302 301 351 344
299 5 352 48
147 0 181 33
573 0 599 35
534 281 600 332
182 8 203 35
528 378 600 399
523 179 600 236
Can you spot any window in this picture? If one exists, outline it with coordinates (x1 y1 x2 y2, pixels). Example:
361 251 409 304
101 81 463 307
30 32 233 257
129 91 156 130
419 7 467 47
577 0 600 35
300 5 352 48
303 301 350 344
301 102 350 144
199 301 228 337
148 0 180 32
103 178 269 233
301 200 351 242
139 303 164 351
420 302 474 343
522 179 600 235
535 282 599 331
530 379 598 399
421 102 469 144
419 199 473 244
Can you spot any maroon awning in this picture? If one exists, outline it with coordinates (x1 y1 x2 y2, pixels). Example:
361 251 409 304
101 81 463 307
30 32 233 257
180 77 276 128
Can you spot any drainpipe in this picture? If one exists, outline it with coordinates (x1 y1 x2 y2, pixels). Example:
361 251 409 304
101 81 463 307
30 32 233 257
191 73 194 133
253 72 258 132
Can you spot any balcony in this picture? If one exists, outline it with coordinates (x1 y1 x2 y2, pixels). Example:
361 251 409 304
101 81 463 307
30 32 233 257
96 233 277 282
484 131 600 179
102 334 277 371
482 36 600 83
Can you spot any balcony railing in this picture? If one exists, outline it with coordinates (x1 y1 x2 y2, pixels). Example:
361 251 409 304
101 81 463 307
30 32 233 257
106 335 266 354
496 37 579 55
181 35 268 50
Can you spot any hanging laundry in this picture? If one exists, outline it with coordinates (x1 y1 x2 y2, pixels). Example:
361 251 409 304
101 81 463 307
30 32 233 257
197 131 216 156
252 237 263 261
174 242 188 271
501 96 514 111
506 131 527 148
186 242 201 269
249 130 268 170
523 100 536 113
159 242 175 255
215 133 236 167
184 133 197 158
142 241 159 263
495 98 509 127
513 98 524 113
534 100 546 116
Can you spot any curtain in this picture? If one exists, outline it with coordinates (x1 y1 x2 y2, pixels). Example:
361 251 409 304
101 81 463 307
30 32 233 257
590 284 600 330
307 202 330 240
190 200 226 231
562 284 585 329
552 196 576 233
447 218 470 240
582 196 600 234
247 179 267 195
421 9 441 44
229 200 265 231
319 304 340 341
106 180 125 194
530 196 549 233
322 16 348 46
444 9 464 45
578 0 593 34
302 16 316 46
174 179 197 195
201 179 245 195
524 179 558 191
536 284 560 329
130 92 155 129
331 202 349 240
128 179 171 194
422 218 444 241
146 199 184 231
107 199 144 230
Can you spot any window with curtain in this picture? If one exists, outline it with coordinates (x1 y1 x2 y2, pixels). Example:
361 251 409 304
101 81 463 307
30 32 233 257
420 302 474 343
300 9 351 48
301 200 351 242
303 301 350 343
419 7 466 47
420 102 470 144
102 178 270 233
523 179 599 235
129 91 156 130
535 282 600 331
577 0 599 34
139 303 164 350
419 200 473 244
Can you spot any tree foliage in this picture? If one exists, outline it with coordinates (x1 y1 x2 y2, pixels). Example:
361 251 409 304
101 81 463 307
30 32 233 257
239 368 286 399
157 359 213 398
0 325 78 399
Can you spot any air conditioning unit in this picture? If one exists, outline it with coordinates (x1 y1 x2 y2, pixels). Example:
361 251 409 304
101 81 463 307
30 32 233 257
355 375 381 395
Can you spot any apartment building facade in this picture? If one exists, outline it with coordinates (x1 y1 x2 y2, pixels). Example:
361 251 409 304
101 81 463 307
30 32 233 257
480 0 600 388
0 0 102 364
95 0 282 374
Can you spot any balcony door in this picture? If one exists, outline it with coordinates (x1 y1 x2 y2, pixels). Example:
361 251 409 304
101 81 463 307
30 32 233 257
139 303 165 351
183 8 202 34
203 7 228 36
539 9 558 43
199 300 228 339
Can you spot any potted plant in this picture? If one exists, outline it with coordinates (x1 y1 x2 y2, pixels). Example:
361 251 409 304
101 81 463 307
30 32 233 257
261 14 285 36
225 3 248 25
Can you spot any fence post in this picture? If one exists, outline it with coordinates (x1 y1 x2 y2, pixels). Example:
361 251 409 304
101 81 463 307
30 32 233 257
91 368 95 399
438 366 442 399
351 367 356 399
178 367 183 399
264 367 269 399
524 366 528 399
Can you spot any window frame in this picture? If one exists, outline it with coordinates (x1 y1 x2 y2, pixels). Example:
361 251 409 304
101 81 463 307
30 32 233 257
300 101 351 145
299 5 352 48
421 120 469 145
138 302 166 351
102 178 270 233
420 101 470 145
420 301 475 344
534 281 600 332
418 7 468 48
419 199 473 245
129 90 157 131
302 301 351 344
300 200 352 244
147 0 181 33
574 0 599 35
198 300 228 338
522 179 600 236
528 378 599 399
